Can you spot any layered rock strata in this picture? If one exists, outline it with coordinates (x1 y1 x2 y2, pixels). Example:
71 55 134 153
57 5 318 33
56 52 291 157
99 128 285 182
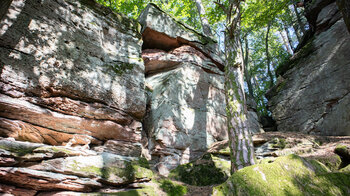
0 0 150 194
267 0 350 136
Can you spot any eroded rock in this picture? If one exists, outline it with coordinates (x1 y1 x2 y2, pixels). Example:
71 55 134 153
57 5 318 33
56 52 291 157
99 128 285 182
0 0 145 148
267 2 350 136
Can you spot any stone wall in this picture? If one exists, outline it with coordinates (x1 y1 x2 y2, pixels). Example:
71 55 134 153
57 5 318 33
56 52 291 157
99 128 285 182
267 0 350 136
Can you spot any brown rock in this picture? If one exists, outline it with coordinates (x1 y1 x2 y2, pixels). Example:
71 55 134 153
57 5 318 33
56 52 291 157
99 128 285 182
0 184 36 196
0 94 141 144
92 140 142 157
0 167 101 191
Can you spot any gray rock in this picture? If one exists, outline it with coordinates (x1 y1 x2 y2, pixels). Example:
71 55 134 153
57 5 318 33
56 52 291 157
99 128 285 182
267 4 350 136
0 0 145 152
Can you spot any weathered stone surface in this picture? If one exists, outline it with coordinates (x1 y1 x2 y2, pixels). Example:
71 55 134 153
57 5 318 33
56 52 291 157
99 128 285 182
0 167 101 191
144 61 227 175
337 0 350 33
0 0 145 149
92 140 142 157
0 94 141 145
267 4 350 135
138 3 224 70
139 5 228 176
29 153 153 185
0 184 36 196
212 154 350 196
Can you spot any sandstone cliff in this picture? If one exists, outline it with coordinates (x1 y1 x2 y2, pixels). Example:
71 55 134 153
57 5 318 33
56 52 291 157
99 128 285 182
267 0 350 136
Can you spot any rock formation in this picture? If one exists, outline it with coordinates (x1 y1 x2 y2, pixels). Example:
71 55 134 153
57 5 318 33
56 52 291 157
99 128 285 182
0 0 265 194
267 0 350 136
0 0 150 194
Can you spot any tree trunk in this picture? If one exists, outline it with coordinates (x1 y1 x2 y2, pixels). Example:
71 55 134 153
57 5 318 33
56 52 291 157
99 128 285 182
193 0 213 37
279 30 293 55
242 36 255 98
223 1 255 173
293 4 306 34
265 23 274 88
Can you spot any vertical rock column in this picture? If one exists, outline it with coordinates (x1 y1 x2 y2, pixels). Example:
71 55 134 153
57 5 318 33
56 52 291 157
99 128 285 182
139 4 228 176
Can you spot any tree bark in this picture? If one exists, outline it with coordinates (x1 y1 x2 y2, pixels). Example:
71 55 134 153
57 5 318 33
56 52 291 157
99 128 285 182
241 36 254 98
265 23 274 88
293 4 306 34
279 30 293 55
222 0 255 173
193 0 213 37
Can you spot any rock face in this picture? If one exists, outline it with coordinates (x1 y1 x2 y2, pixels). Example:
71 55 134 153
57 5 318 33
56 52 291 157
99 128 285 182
0 0 264 194
0 0 145 148
139 4 228 176
267 0 350 136
0 0 151 194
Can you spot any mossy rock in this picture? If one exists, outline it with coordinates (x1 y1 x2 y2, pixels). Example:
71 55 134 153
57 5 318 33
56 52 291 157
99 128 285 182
311 154 342 171
340 164 350 173
158 179 187 196
335 145 350 160
212 154 350 196
275 37 315 77
69 157 153 184
0 140 40 156
169 154 230 186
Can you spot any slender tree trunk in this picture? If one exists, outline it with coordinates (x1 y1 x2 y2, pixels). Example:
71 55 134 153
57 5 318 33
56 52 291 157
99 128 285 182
223 1 255 173
241 36 254 98
283 25 294 52
193 0 213 37
279 30 293 55
293 4 306 34
265 23 274 88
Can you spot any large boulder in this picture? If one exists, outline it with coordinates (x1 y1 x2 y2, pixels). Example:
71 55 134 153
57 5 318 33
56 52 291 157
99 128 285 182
212 154 350 196
267 1 350 136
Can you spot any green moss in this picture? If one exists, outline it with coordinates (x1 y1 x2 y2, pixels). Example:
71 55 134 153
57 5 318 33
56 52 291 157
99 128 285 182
271 138 287 149
276 80 287 93
0 143 35 156
340 164 350 173
311 155 342 171
69 158 153 182
169 154 230 186
137 157 151 169
105 62 134 75
33 146 74 155
212 154 350 196
275 38 315 77
335 145 349 157
159 179 187 196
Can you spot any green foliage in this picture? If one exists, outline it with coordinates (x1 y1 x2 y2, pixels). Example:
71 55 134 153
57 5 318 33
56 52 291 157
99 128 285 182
96 0 202 31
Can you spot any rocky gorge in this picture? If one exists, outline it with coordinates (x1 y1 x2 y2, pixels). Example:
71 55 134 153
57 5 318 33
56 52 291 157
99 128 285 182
0 0 349 195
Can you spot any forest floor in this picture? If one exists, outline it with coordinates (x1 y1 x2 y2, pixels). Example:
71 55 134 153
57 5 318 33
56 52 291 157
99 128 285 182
181 131 350 196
